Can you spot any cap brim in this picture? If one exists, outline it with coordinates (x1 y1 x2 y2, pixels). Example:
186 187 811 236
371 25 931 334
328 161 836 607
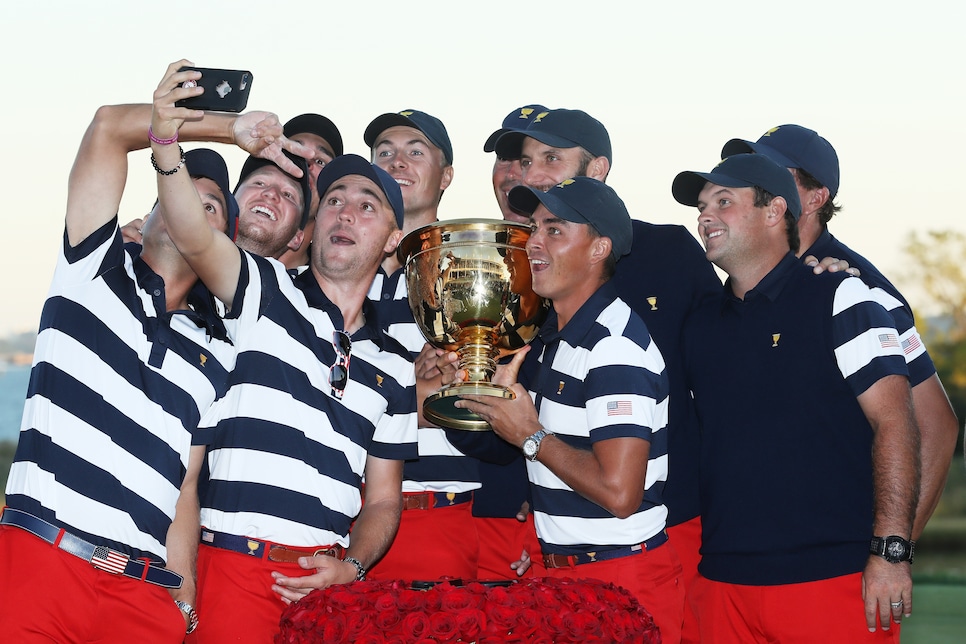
363 113 415 148
672 170 764 207
483 128 508 153
507 185 588 226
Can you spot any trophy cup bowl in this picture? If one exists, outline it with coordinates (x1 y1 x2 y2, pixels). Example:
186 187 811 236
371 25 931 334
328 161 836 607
398 219 549 431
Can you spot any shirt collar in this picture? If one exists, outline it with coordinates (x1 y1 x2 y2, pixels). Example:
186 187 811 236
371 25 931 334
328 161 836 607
538 281 620 346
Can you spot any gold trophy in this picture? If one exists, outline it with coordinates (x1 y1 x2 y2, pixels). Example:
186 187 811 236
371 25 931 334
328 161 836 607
398 219 549 430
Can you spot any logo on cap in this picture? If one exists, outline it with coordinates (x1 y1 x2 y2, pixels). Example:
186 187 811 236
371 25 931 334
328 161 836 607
519 108 535 119
400 111 413 117
558 178 576 188
534 111 549 123
762 126 780 138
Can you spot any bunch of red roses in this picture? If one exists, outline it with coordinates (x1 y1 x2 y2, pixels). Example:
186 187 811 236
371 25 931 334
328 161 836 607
275 576 660 643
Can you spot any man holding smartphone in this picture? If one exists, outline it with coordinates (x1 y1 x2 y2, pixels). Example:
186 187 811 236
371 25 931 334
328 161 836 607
149 62 418 643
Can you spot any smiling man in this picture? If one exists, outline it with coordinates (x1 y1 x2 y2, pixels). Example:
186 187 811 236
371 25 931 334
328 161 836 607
362 109 502 583
147 63 418 642
233 151 312 260
673 153 918 643
456 176 684 641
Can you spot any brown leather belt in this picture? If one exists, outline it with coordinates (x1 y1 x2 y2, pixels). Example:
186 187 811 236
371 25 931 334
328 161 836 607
200 528 345 563
402 491 473 511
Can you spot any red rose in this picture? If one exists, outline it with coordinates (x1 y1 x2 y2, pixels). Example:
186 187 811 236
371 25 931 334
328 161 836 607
440 585 484 612
453 608 486 641
319 613 347 641
401 611 431 640
429 611 459 642
562 609 603 639
326 588 369 612
485 602 517 633
514 607 541 638
373 604 403 631
394 588 424 612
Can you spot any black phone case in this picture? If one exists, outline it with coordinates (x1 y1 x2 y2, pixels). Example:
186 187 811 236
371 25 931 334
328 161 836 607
175 67 253 113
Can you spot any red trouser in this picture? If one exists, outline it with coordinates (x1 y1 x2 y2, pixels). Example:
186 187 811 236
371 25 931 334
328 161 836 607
367 501 478 581
543 540 685 643
474 513 545 581
667 515 702 643
0 525 186 643
188 541 332 643
690 571 903 643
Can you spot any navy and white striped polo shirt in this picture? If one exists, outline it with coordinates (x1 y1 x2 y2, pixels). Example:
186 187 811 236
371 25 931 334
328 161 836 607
805 230 933 386
198 252 417 548
527 283 670 555
367 266 481 494
685 254 909 585
5 219 233 564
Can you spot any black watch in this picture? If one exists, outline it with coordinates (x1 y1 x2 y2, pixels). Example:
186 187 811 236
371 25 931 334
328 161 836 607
870 535 915 564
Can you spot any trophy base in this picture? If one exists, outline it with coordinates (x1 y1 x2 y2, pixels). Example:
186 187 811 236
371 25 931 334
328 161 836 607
423 383 515 431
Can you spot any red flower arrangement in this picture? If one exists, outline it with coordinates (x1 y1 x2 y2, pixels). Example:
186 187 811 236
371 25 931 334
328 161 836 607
276 576 660 643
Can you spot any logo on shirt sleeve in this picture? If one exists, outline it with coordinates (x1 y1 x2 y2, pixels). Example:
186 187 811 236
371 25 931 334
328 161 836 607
607 401 633 416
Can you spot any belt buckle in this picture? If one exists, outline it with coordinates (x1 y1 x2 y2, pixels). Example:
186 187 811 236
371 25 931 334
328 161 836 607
313 547 331 558
90 545 130 575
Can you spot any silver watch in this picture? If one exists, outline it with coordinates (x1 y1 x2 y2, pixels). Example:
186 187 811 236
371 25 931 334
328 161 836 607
522 429 551 462
175 600 199 634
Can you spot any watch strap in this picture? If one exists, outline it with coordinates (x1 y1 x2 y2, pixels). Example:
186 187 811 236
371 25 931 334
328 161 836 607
174 600 199 634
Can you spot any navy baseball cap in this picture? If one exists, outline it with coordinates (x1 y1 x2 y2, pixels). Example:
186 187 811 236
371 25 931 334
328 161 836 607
721 125 839 198
316 154 405 230
363 110 453 165
494 109 612 164
184 148 239 240
672 153 802 219
508 177 632 260
236 151 313 229
483 104 548 153
283 113 344 158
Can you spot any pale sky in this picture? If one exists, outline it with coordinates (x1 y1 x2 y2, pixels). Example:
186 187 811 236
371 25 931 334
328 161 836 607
2 0 963 336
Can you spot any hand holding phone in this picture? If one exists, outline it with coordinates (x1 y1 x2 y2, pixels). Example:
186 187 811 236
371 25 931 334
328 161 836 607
175 67 253 113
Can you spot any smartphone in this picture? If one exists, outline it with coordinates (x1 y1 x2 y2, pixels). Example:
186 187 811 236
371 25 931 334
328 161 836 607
175 67 253 113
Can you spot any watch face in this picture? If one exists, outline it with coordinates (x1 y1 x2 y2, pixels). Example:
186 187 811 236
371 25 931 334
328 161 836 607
523 439 537 458
887 540 907 559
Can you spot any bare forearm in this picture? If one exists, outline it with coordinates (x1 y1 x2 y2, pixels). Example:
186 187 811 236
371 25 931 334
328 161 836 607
910 375 959 539
867 384 920 538
345 497 402 569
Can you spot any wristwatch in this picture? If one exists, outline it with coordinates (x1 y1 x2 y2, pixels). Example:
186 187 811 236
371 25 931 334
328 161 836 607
522 429 551 462
343 556 367 581
870 535 915 564
174 600 199 634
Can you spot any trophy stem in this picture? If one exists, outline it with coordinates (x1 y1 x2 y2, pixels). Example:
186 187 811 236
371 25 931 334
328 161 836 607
458 342 497 383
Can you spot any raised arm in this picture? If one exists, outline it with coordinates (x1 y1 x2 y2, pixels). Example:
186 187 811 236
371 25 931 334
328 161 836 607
149 61 307 305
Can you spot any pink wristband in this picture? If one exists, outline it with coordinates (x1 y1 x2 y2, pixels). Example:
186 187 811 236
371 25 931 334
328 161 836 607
149 126 178 146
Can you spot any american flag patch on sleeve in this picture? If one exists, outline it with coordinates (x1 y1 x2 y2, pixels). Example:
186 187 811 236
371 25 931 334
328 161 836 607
607 400 633 416
90 545 129 575
878 333 899 349
901 335 921 355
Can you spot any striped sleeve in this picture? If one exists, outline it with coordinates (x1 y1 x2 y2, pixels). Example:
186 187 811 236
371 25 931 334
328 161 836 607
831 277 909 396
